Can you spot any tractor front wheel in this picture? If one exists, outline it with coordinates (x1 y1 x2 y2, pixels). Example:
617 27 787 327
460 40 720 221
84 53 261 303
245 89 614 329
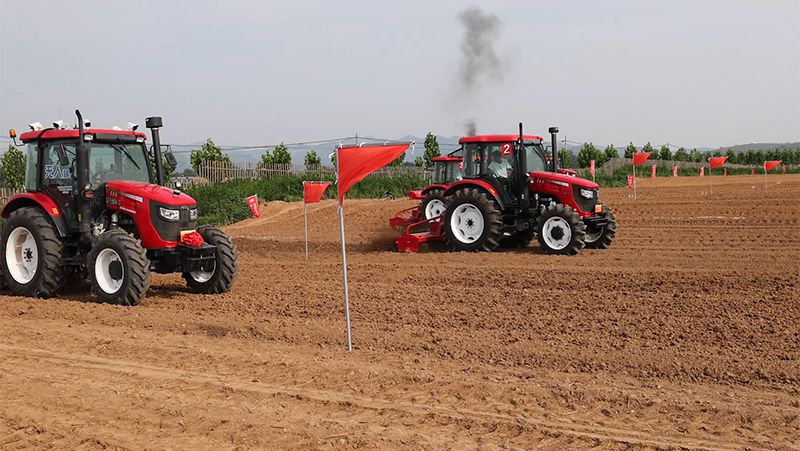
183 226 238 294
584 201 617 249
1 207 65 297
536 204 587 255
420 189 446 219
88 229 151 306
443 188 503 252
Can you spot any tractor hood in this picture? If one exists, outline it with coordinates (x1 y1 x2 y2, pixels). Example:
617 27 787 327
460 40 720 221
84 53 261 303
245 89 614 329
529 171 598 189
105 180 196 207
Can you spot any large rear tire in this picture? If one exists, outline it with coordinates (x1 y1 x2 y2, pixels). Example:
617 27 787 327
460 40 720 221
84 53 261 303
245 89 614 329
183 226 238 294
420 188 446 219
584 201 617 249
88 229 151 306
443 188 503 252
536 204 587 256
0 207 65 297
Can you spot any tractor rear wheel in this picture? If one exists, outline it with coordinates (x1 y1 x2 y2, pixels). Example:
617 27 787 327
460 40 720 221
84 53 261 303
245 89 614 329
183 226 238 294
443 188 503 252
536 204 587 255
420 189 446 219
584 201 617 249
88 229 151 306
1 207 65 297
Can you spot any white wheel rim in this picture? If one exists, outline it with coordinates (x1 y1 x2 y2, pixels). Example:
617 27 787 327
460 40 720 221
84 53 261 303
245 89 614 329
542 217 572 250
95 248 124 294
585 226 603 243
6 227 38 284
424 199 445 219
449 203 484 244
190 260 215 283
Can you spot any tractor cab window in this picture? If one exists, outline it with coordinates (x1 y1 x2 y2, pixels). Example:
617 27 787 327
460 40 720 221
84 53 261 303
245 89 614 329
433 162 447 184
463 142 514 179
524 143 548 173
24 144 39 191
88 143 150 188
44 143 76 185
447 161 463 182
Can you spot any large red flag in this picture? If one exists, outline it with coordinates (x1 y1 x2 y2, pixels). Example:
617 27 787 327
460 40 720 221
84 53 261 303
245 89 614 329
303 181 330 204
709 156 728 170
337 144 409 204
764 160 782 173
633 152 651 166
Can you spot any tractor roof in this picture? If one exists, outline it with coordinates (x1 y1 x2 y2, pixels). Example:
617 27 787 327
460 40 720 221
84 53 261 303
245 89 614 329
459 134 543 144
431 156 462 162
19 129 147 143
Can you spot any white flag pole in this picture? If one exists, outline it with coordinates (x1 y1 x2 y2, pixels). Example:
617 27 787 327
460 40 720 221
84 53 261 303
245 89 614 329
303 183 309 260
336 147 353 352
633 159 637 199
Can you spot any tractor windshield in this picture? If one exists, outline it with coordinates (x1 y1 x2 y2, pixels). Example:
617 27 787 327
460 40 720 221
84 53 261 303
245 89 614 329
524 143 548 173
89 143 150 187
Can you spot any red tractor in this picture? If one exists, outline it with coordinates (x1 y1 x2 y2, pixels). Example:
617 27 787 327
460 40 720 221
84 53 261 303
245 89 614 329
389 154 462 228
2 110 238 305
396 124 616 255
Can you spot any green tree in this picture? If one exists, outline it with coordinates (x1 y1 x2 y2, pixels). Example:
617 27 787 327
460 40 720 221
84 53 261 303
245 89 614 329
558 148 574 168
642 142 654 157
659 144 672 160
304 150 321 168
624 142 637 158
603 144 618 163
674 147 688 161
190 139 231 174
263 143 291 165
1 145 27 190
422 132 441 168
414 156 425 167
689 148 701 162
576 142 600 168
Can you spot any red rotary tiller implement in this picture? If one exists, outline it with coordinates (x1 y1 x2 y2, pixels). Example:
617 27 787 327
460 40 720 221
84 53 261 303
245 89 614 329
395 124 617 256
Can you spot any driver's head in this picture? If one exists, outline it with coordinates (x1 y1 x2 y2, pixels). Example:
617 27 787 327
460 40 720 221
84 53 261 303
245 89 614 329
491 150 501 161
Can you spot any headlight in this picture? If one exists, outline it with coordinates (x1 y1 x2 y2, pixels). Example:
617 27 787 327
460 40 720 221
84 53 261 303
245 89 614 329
189 208 198 221
580 188 595 199
159 207 180 221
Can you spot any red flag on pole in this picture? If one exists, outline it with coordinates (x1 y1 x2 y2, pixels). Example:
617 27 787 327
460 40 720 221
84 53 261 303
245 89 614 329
782 164 787 174
589 159 595 178
751 169 756 175
651 164 656 178
627 174 634 188
672 165 678 177
709 156 728 170
764 160 781 172
246 194 260 218
633 152 651 166
337 144 410 204
699 167 704 177
303 181 330 204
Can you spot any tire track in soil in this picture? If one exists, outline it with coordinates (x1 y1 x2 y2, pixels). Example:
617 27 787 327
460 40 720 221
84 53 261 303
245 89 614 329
0 344 759 451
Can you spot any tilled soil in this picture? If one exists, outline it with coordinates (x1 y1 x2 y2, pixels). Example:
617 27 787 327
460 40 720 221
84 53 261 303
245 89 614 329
1 175 798 450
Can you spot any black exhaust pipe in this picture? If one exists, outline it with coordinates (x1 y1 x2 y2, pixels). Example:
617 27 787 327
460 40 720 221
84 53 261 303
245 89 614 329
75 109 91 240
548 126 559 172
146 116 164 186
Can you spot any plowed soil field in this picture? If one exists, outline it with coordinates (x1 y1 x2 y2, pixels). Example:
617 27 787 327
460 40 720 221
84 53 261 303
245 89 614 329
1 175 798 450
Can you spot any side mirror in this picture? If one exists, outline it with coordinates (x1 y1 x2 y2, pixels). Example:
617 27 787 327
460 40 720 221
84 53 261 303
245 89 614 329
164 150 177 167
173 180 183 191
55 144 70 166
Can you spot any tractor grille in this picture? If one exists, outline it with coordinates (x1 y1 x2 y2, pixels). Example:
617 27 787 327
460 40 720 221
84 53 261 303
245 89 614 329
149 201 197 243
572 185 598 214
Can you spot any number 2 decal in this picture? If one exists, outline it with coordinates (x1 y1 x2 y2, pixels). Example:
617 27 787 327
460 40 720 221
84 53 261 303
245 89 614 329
501 143 512 156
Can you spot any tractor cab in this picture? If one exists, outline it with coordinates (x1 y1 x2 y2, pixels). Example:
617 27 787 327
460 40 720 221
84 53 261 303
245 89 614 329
431 155 463 185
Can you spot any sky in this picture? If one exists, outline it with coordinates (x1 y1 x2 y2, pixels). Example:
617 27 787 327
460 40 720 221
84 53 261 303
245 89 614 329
1 0 799 151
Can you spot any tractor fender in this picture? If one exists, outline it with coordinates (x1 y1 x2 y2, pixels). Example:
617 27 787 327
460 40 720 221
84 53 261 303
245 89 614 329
1 193 69 238
420 184 449 196
442 180 505 210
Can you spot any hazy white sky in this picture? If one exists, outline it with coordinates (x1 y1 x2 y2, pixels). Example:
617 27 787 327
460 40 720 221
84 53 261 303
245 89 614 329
1 0 798 149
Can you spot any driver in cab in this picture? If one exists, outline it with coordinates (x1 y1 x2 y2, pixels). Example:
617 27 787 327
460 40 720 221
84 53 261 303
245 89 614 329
488 149 512 178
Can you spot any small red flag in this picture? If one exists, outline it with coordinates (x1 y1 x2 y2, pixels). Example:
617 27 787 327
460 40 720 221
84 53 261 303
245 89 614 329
764 160 782 173
782 164 787 174
246 194 260 218
633 152 651 166
709 156 728 170
699 167 704 177
627 174 634 188
303 181 330 204
651 164 656 178
337 144 409 204
589 160 595 177
672 165 678 177
751 169 756 175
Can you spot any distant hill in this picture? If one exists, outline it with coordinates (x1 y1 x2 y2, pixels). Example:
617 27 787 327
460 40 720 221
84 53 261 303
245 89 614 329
715 142 800 153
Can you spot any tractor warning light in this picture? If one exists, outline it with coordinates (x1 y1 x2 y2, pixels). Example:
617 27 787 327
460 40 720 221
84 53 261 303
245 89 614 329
595 204 603 213
8 129 16 138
